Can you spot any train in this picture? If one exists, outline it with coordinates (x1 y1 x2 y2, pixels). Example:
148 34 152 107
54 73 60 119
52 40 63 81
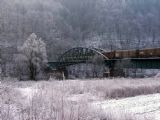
103 48 160 59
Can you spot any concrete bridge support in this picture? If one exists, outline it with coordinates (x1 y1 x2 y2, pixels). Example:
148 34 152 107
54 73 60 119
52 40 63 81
108 61 125 77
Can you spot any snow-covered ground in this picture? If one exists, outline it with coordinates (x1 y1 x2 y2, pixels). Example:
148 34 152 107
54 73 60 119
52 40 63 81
94 94 160 120
16 86 160 120
1 78 160 120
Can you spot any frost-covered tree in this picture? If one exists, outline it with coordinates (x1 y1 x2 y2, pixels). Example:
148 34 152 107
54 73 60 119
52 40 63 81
20 33 48 80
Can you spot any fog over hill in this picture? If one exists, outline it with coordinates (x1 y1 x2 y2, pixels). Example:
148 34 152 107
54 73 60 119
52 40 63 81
0 0 160 60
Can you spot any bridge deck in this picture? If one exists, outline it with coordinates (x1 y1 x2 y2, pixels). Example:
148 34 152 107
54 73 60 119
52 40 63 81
48 58 160 70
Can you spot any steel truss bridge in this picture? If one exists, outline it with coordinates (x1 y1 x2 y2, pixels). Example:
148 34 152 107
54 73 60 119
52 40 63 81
48 47 160 77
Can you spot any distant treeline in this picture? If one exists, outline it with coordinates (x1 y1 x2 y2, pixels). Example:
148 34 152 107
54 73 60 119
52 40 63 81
0 0 160 61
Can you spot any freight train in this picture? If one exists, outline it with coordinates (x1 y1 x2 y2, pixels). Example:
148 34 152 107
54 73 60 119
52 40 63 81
103 48 160 59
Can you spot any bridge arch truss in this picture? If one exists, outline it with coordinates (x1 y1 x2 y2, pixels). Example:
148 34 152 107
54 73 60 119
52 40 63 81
58 47 108 63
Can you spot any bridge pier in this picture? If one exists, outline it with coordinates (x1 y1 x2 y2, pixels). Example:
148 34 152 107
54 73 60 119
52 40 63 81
109 68 125 77
55 67 68 80
63 67 68 79
108 61 125 77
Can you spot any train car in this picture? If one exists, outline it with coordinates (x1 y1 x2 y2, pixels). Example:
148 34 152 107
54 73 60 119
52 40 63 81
103 48 160 59
138 48 160 58
103 51 115 59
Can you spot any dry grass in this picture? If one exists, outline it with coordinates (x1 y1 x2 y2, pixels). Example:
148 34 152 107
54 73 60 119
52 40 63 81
0 77 160 120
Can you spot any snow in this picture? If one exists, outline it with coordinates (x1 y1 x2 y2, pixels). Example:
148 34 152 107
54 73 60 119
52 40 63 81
16 87 38 99
2 78 160 120
154 72 160 78
94 94 160 120
16 84 160 119
67 93 101 103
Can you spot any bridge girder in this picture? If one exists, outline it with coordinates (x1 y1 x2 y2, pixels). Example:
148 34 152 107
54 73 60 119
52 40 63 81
58 47 108 63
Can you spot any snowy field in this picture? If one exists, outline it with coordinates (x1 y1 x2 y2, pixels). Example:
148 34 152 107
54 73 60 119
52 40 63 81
1 78 160 120
94 94 160 120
